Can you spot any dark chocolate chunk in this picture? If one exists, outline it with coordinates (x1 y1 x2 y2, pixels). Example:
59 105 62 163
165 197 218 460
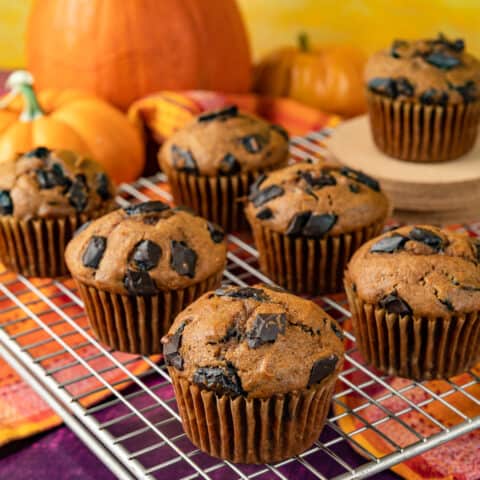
0 190 13 215
420 88 449 106
450 81 477 103
96 173 111 200
302 213 337 237
370 234 408 253
73 221 91 237
35 163 71 190
256 207 273 220
214 286 269 302
340 167 380 192
131 240 162 271
193 363 244 396
241 134 265 154
124 201 170 215
218 153 240 175
308 355 338 387
82 236 107 268
425 51 461 70
391 39 408 58
247 312 286 348
207 222 225 243
198 105 238 122
170 240 197 278
68 174 88 212
25 146 50 159
396 77 415 97
330 321 344 340
286 211 311 236
171 145 197 174
124 269 158 295
299 171 336 189
250 184 284 207
163 322 186 370
249 173 267 195
432 33 464 52
271 124 289 140
409 227 443 251
349 183 360 193
439 298 454 312
379 293 412 316
368 77 397 98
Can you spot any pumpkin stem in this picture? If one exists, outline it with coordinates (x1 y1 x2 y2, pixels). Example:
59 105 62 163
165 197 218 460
298 32 309 52
5 70 44 121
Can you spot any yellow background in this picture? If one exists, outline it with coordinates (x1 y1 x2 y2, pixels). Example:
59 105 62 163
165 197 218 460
1 0 480 68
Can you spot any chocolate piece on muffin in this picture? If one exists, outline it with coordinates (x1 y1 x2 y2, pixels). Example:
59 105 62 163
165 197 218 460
159 106 289 231
365 34 480 162
345 225 480 380
162 283 344 463
65 202 227 355
245 160 390 294
0 147 115 277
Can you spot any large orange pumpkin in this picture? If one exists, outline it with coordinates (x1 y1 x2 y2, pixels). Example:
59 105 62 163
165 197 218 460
0 71 144 184
254 34 367 118
26 0 252 110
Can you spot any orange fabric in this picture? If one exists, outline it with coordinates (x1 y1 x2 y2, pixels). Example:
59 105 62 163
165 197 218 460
128 90 341 142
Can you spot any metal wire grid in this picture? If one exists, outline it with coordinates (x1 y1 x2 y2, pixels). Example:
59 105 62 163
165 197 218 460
0 132 479 480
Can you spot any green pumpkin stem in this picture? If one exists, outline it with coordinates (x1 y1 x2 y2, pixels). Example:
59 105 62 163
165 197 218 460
298 32 310 52
5 70 43 121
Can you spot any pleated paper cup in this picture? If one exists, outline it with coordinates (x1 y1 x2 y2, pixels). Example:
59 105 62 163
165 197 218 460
247 218 385 295
367 92 480 162
164 166 265 232
0 214 93 278
344 277 480 380
76 271 223 355
169 370 337 464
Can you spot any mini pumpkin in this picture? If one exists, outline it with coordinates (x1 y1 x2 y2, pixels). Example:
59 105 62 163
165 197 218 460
0 71 144 184
254 34 367 117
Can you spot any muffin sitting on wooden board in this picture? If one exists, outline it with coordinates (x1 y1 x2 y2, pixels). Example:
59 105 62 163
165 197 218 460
65 201 227 355
0 147 115 278
162 283 344 464
345 225 480 380
158 105 289 231
365 34 480 162
245 159 390 295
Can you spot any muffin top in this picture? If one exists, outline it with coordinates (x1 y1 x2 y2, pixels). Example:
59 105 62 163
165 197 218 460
0 147 116 221
162 283 344 398
347 225 480 317
245 160 390 236
365 34 480 105
65 201 227 294
159 106 289 177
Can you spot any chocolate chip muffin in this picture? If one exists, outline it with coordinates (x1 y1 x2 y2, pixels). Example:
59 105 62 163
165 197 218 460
0 147 115 277
345 225 480 380
245 160 390 294
162 283 344 463
158 105 289 231
365 34 480 162
65 201 227 354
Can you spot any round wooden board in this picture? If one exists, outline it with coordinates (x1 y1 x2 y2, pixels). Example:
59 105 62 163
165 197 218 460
325 115 480 223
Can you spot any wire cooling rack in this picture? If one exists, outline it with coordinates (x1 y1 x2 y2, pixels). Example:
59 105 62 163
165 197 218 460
1 132 480 480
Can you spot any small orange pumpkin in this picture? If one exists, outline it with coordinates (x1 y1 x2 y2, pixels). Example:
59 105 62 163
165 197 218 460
254 34 367 118
0 71 144 184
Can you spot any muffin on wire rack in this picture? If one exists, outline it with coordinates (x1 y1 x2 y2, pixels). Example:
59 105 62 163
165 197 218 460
0 147 115 278
158 105 289 232
365 34 480 162
245 159 390 295
65 201 227 355
162 283 344 464
345 225 480 380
